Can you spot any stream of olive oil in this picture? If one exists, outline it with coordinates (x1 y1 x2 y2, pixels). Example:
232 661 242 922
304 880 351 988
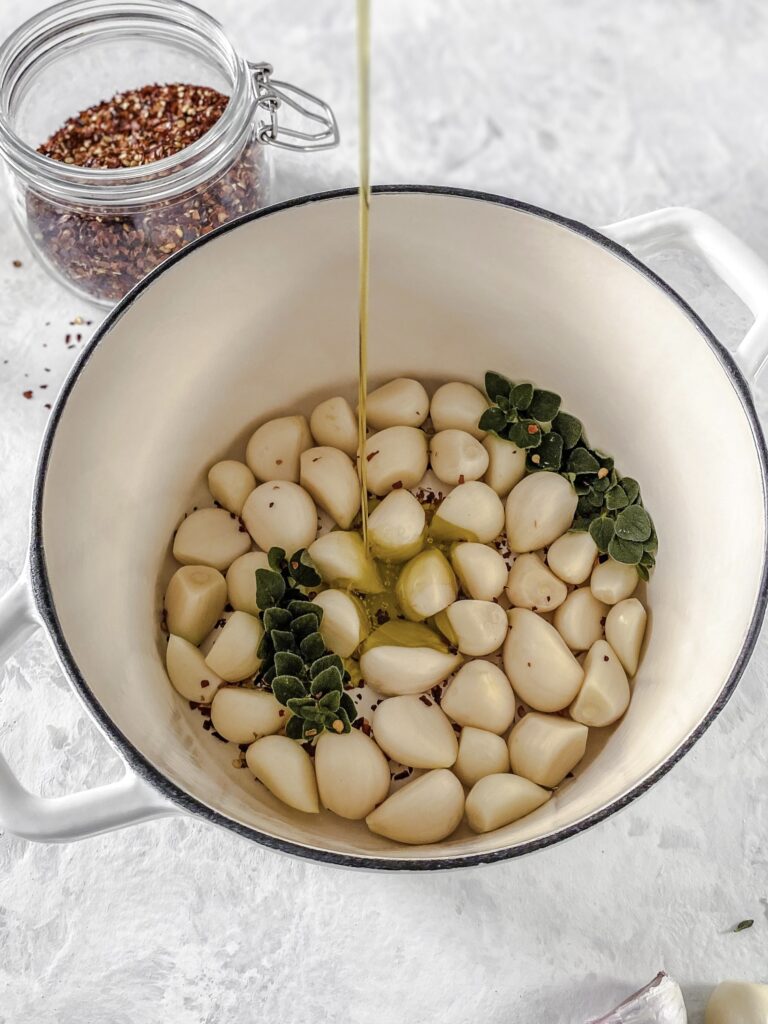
356 0 371 550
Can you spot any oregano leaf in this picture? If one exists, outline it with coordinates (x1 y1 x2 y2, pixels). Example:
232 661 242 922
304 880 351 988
274 651 305 677
289 551 322 588
267 547 286 572
300 631 326 662
568 447 600 475
318 690 341 711
605 484 629 511
514 420 543 449
263 606 292 632
589 516 615 553
530 388 561 422
255 567 285 609
273 675 307 705
478 407 507 434
485 371 513 403
511 382 534 410
621 477 640 504
284 715 303 740
636 562 650 582
287 600 323 624
615 505 652 543
310 653 345 678
271 629 297 652
531 431 563 471
310 665 344 696
552 411 582 449
340 692 358 721
608 536 644 564
291 612 322 641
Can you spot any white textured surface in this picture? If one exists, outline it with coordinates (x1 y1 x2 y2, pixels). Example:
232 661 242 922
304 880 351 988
2 1 768 1020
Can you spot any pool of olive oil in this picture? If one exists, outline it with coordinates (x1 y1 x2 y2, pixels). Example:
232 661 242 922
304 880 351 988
356 0 371 549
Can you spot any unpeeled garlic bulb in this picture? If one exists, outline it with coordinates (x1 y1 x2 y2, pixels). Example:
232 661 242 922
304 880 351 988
309 396 358 456
365 768 465 844
505 553 568 612
166 635 222 703
363 426 429 495
553 586 608 652
570 639 630 727
312 588 369 657
483 433 526 496
204 610 264 682
453 726 509 787
372 694 458 769
366 378 429 429
165 564 227 645
241 481 317 554
210 686 284 742
465 773 551 833
246 735 319 813
505 473 578 553
368 489 426 562
314 729 390 820
590 558 639 605
546 531 598 585
308 531 383 593
396 548 458 621
246 414 313 482
605 598 647 677
430 381 489 438
173 507 251 571
430 481 505 543
507 711 588 788
300 446 361 529
503 608 584 712
440 659 516 734
226 551 270 617
450 542 507 601
429 429 489 485
207 460 256 515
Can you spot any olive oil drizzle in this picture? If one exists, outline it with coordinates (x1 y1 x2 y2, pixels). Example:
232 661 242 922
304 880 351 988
356 0 371 549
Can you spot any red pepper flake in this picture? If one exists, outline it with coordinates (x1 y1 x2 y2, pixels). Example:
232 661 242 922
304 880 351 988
458 474 465 484
366 450 379 462
419 694 432 706
12 259 22 268
200 706 212 718
391 480 403 489
361 718 372 736
603 654 609 662
278 708 285 717
22 390 33 399
275 458 283 465
527 424 539 435
200 680 210 688
268 501 275 508
44 403 51 410
393 769 411 781
202 719 212 730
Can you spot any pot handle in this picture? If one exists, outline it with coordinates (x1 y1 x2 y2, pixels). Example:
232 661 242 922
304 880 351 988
602 206 768 382
0 571 177 842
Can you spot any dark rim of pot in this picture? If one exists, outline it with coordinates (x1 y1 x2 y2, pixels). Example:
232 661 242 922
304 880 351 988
27 185 768 871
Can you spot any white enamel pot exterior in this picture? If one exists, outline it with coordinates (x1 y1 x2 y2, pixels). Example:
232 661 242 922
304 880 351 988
1 188 767 869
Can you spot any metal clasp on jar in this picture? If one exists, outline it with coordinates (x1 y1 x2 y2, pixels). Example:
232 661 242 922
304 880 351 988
249 62 339 152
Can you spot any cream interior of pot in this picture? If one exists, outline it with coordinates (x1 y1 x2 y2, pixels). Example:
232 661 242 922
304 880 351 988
39 192 766 862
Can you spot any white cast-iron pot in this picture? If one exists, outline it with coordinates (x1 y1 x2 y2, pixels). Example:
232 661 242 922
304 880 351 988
1 187 767 870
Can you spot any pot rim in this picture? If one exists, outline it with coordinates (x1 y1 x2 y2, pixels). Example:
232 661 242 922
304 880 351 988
27 185 768 870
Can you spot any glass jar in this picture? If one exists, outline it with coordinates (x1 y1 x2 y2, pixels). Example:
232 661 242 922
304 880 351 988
0 0 338 306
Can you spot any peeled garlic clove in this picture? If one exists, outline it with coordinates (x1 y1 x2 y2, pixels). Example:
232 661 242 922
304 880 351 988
166 635 222 703
210 686 284 742
365 768 464 844
430 381 489 439
225 551 270 616
300 446 361 529
570 639 630 727
546 530 598 585
246 414 313 483
309 396 358 457
207 460 256 515
503 607 584 711
429 429 489 485
360 621 462 696
246 735 319 813
315 729 390 819
441 659 516 733
366 377 429 430
553 586 608 651
440 599 508 656
507 711 588 788
372 694 458 768
705 981 768 1024
308 530 383 593
396 548 458 621
204 610 264 682
165 565 227 645
505 473 578 553
453 726 509 788
368 489 426 562
242 481 317 554
591 557 639 605
430 481 505 543
173 507 251 571
312 588 369 657
605 597 647 677
483 434 526 496
505 553 568 612
363 426 429 496
465 773 551 833
450 542 507 601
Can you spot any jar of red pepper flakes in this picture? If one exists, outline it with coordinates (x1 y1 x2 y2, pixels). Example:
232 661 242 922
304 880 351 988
0 0 339 307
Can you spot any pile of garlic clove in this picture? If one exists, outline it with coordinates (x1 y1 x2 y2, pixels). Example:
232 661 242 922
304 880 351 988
161 376 650 846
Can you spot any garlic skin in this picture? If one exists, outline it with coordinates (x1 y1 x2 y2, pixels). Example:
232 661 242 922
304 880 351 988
592 972 687 1024
554 586 608 652
368 489 426 562
246 735 319 813
226 551 271 617
503 608 584 712
312 588 369 658
300 446 361 529
165 635 222 703
546 531 598 586
363 426 429 496
309 396 358 457
508 711 588 788
441 659 516 734
570 639 630 727
207 460 256 515
591 558 639 605
314 729 390 820
705 981 768 1024
505 553 568 612
451 542 508 601
396 548 458 621
372 695 458 768
505 473 578 553
173 507 252 571
365 769 465 844
210 687 284 743
465 773 551 833
204 610 264 682
308 531 383 593
246 414 313 483
453 727 509 787
430 381 489 439
440 599 508 656
605 597 647 677
165 564 227 645
429 429 489 486
241 481 317 554
430 481 505 543
360 644 463 697
483 434 526 496
366 378 430 430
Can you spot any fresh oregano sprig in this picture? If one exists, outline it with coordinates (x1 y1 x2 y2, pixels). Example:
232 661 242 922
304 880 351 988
480 370 657 579
255 547 357 741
